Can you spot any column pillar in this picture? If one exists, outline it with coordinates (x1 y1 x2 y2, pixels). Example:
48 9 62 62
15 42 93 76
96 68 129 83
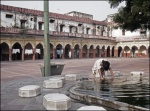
9 48 12 61
71 49 74 59
93 49 96 58
114 49 118 57
138 49 141 57
79 49 82 59
87 49 89 58
130 50 133 57
110 50 112 57
105 49 107 57
99 48 101 57
53 48 56 59
22 46 24 61
32 48 36 60
146 48 149 58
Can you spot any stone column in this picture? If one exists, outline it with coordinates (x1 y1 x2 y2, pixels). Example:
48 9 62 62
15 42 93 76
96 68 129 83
138 49 141 57
114 49 118 57
79 49 82 59
32 48 36 60
130 50 133 57
105 50 107 57
110 50 112 57
22 46 24 61
87 49 89 58
99 48 101 57
146 48 149 58
9 48 12 61
93 49 96 58
53 48 56 59
71 49 74 59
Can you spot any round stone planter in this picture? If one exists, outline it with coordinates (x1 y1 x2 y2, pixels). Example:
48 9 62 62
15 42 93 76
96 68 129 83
19 85 41 97
43 93 71 110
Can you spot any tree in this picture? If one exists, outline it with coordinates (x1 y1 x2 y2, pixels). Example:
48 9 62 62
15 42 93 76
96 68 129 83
108 0 150 32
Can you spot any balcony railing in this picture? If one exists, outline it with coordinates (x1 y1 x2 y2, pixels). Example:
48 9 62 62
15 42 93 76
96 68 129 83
0 27 116 40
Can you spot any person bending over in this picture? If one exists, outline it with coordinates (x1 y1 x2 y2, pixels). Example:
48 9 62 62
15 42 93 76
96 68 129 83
92 59 114 79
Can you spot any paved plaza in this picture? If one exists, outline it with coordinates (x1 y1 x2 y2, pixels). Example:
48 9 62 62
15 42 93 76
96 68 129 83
1 58 149 110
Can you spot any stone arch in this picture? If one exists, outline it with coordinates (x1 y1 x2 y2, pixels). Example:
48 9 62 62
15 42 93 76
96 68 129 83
64 44 71 59
95 45 100 57
111 46 115 57
74 44 80 58
89 45 94 58
107 46 110 57
12 42 22 61
124 46 130 57
131 46 138 57
35 43 44 60
118 46 123 57
82 45 88 58
101 46 105 57
139 45 147 57
0 42 9 61
24 43 33 60
56 44 63 59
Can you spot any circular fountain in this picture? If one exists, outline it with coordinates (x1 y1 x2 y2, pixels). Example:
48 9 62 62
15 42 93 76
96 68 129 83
70 73 149 111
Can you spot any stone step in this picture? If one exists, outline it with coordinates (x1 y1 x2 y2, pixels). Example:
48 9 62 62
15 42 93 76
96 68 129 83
19 85 41 97
43 93 71 110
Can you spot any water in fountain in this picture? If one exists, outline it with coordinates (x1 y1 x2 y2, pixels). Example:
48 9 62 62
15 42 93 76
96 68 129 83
75 75 150 109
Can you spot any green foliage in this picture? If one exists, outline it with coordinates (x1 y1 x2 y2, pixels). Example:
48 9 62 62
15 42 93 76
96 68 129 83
108 0 150 31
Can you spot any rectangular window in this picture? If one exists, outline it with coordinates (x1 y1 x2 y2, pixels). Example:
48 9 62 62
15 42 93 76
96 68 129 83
6 14 13 18
122 29 125 35
38 22 43 30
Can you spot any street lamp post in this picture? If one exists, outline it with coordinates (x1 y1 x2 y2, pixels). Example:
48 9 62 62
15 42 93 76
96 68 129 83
44 0 51 76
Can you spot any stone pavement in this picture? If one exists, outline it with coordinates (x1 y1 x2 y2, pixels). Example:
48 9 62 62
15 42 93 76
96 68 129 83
1 58 149 110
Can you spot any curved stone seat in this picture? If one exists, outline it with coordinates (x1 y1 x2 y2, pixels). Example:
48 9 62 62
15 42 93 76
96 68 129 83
19 85 41 97
43 93 71 110
77 106 107 110
65 74 77 81
49 77 65 84
43 79 62 88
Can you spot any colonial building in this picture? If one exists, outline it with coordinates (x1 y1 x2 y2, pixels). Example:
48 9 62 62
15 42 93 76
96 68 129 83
0 4 149 61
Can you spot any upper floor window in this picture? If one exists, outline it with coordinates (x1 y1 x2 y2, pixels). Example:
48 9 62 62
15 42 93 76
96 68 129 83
5 14 13 18
49 19 55 23
20 20 26 28
38 22 43 30
122 29 125 35
86 27 90 34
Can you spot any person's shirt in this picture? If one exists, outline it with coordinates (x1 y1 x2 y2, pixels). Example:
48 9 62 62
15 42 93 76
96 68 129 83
92 58 108 71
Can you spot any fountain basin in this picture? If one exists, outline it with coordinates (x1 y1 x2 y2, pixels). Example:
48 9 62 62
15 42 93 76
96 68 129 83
70 76 149 111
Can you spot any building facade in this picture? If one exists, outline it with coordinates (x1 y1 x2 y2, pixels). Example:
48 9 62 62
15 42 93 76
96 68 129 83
0 4 149 61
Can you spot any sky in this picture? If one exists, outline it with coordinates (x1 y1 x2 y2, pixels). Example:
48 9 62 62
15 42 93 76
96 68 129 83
1 1 125 21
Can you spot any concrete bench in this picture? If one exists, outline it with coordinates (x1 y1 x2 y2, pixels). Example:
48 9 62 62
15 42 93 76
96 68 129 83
65 74 77 81
43 79 62 88
19 85 41 97
43 93 71 110
39 63 65 76
49 77 65 84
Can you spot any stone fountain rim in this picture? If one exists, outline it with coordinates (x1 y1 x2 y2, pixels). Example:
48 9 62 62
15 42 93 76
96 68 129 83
69 86 149 111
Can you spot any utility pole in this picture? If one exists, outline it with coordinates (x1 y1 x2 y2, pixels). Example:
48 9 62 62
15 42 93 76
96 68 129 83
44 0 51 76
